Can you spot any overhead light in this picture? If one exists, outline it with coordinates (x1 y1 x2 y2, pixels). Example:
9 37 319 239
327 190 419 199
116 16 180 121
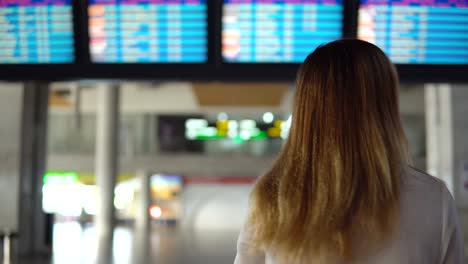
262 112 274 124
240 119 256 129
217 112 228 121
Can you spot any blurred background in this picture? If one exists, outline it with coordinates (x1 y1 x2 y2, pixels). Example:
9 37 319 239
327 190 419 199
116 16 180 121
2 81 467 264
0 0 467 263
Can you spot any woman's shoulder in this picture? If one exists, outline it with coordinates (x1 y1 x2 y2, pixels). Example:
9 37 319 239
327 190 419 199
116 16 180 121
400 166 453 234
403 166 448 193
399 167 449 230
399 166 464 263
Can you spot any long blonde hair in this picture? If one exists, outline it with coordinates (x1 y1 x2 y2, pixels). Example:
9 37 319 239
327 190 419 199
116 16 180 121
248 39 409 262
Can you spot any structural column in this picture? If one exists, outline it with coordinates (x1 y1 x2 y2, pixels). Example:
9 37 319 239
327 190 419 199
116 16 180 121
132 170 151 264
95 84 120 263
17 82 50 258
0 83 25 261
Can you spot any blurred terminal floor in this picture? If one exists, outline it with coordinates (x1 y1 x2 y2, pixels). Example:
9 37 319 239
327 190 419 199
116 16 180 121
18 221 468 264
21 221 238 264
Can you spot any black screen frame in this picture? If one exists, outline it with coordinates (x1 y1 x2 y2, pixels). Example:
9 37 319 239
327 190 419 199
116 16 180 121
0 0 467 82
0 0 218 81
215 0 351 81
217 0 468 83
81 0 216 80
0 0 82 81
352 0 468 83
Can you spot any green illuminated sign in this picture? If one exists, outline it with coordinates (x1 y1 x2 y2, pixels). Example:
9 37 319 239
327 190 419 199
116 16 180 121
186 118 285 143
43 171 78 185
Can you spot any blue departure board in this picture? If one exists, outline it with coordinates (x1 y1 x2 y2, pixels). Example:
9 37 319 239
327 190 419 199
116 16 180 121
88 0 207 63
0 0 75 63
222 0 343 63
358 0 468 64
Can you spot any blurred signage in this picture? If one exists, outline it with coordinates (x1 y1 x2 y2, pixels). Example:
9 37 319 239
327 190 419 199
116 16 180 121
184 176 256 185
43 171 78 185
151 174 183 200
42 171 82 216
158 115 205 153
44 171 134 185
185 117 291 143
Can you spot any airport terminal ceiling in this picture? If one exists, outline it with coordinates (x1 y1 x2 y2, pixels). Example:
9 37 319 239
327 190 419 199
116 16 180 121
0 0 467 81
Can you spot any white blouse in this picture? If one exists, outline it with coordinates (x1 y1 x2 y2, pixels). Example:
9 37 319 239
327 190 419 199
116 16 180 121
234 168 465 264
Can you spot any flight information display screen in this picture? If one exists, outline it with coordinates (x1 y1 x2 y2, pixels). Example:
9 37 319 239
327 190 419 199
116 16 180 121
88 0 207 63
222 0 343 63
0 0 75 63
358 0 468 64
